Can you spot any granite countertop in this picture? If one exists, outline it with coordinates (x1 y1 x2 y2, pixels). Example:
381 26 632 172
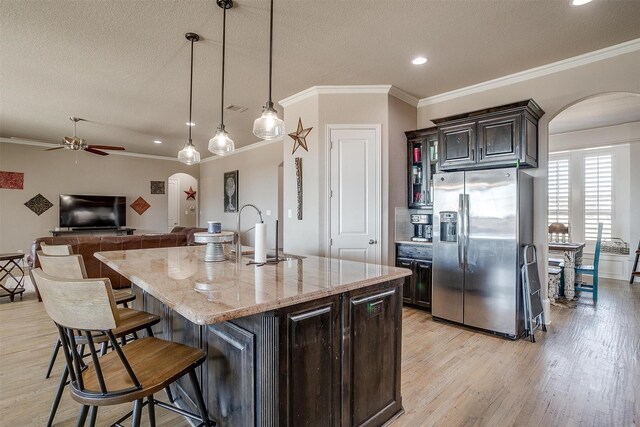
395 240 433 246
95 246 411 325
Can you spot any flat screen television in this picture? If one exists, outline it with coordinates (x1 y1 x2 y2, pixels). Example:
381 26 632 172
59 195 126 229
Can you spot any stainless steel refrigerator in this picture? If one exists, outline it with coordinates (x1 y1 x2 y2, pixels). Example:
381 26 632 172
432 168 533 339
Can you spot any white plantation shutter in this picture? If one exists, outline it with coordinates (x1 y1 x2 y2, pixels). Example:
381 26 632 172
548 157 570 226
584 154 612 240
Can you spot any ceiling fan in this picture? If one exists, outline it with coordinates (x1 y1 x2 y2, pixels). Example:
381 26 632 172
46 117 126 156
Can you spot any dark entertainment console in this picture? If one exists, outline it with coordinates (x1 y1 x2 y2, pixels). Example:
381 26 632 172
49 227 135 237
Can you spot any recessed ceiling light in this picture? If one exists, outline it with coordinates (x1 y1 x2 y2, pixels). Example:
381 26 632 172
572 0 592 5
412 57 428 65
153 140 162 144
186 122 195 126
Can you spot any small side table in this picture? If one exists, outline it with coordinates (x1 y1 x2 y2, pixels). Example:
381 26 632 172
194 232 234 262
0 253 26 302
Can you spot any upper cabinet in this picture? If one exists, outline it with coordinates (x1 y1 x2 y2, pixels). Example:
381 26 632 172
433 100 544 171
405 127 439 208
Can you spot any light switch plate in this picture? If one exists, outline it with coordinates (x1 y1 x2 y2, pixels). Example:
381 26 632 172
288 209 292 218
266 210 272 216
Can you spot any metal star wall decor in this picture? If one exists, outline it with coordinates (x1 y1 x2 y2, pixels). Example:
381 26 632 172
288 118 312 155
184 186 197 200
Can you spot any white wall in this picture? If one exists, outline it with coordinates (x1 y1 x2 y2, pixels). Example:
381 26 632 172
416 49 640 319
0 142 199 254
199 140 284 249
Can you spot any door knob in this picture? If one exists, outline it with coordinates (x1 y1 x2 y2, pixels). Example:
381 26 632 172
369 239 377 245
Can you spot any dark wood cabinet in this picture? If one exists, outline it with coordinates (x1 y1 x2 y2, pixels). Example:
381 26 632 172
396 243 432 310
279 297 341 427
405 127 438 208
438 121 476 170
144 291 169 339
433 99 543 171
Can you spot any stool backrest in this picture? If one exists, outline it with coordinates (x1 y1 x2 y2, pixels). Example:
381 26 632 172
31 268 119 331
40 242 73 256
593 222 604 268
37 252 87 279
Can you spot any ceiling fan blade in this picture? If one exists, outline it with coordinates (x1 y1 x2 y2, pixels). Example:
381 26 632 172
45 146 65 151
87 145 125 151
84 148 109 156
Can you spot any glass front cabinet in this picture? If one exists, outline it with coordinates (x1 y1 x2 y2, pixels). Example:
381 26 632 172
405 127 438 208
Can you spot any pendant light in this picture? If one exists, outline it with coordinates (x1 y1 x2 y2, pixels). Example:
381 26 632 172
252 0 284 140
208 0 235 156
178 32 201 165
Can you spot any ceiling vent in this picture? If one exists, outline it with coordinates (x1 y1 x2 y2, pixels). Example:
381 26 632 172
225 104 248 113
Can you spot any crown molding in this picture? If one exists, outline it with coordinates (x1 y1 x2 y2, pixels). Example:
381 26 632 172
200 138 283 163
278 85 418 108
418 38 640 108
0 137 182 162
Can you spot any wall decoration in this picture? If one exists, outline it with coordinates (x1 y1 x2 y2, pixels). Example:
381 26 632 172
184 186 197 200
130 196 150 215
24 193 53 216
295 157 303 220
288 117 312 155
0 171 24 190
224 170 238 212
150 181 165 194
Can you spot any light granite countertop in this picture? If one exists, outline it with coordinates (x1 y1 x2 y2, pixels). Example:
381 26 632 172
95 246 411 325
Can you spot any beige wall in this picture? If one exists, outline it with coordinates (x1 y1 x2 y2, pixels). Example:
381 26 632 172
282 91 415 264
0 142 199 254
416 49 640 316
199 140 284 249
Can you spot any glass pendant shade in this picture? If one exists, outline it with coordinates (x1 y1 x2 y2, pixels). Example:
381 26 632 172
253 105 285 140
208 128 235 156
178 142 201 165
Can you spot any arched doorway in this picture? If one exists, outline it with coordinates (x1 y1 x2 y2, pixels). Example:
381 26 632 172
546 92 640 304
167 172 199 231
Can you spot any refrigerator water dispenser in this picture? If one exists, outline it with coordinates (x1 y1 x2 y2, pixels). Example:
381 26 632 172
439 211 457 242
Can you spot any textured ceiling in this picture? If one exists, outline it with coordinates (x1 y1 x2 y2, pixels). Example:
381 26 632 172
2 0 640 159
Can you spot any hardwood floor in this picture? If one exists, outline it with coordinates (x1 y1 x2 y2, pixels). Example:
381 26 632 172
0 277 637 426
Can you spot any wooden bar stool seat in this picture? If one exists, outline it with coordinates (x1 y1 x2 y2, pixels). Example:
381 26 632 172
74 337 203 406
32 268 213 427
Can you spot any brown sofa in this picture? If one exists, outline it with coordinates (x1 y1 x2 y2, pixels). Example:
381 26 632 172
29 227 205 295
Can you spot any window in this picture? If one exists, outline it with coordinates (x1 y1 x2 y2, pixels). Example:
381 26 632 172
584 154 612 240
548 157 570 226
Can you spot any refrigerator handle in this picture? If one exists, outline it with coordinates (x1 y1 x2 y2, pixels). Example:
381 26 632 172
458 194 464 269
464 194 470 266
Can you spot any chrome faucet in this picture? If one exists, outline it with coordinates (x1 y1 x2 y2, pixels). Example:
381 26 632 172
236 204 263 261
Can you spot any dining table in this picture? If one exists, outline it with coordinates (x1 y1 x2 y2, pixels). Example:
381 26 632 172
548 242 585 301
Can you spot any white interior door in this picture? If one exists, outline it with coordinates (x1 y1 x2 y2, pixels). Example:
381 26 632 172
168 177 179 231
329 126 380 264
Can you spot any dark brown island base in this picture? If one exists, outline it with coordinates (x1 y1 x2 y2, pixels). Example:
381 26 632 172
96 246 411 426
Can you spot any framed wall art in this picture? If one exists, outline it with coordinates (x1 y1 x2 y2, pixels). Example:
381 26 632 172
224 170 238 212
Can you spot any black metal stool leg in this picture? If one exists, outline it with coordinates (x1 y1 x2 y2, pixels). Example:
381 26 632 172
189 370 212 427
45 338 62 379
131 399 143 427
165 386 175 403
47 366 69 427
88 406 98 427
148 394 156 427
76 405 89 427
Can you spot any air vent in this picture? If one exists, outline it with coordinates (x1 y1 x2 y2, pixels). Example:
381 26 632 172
225 104 248 113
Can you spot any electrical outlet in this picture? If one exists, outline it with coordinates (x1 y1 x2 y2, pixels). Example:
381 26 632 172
288 209 292 218
185 210 188 215
266 210 272 216
17 249 24 254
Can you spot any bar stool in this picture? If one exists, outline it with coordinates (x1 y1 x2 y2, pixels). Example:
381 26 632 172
32 268 213 427
38 252 136 379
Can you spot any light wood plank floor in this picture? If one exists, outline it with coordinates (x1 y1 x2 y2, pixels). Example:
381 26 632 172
1 278 638 426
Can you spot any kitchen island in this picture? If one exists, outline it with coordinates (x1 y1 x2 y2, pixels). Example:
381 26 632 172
95 246 411 427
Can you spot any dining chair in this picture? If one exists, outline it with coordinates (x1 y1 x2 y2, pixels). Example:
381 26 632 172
548 222 570 243
32 268 212 427
38 252 136 379
574 222 603 301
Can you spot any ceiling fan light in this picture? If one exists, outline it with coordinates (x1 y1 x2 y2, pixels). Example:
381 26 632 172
253 105 285 140
178 142 201 165
208 128 235 156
